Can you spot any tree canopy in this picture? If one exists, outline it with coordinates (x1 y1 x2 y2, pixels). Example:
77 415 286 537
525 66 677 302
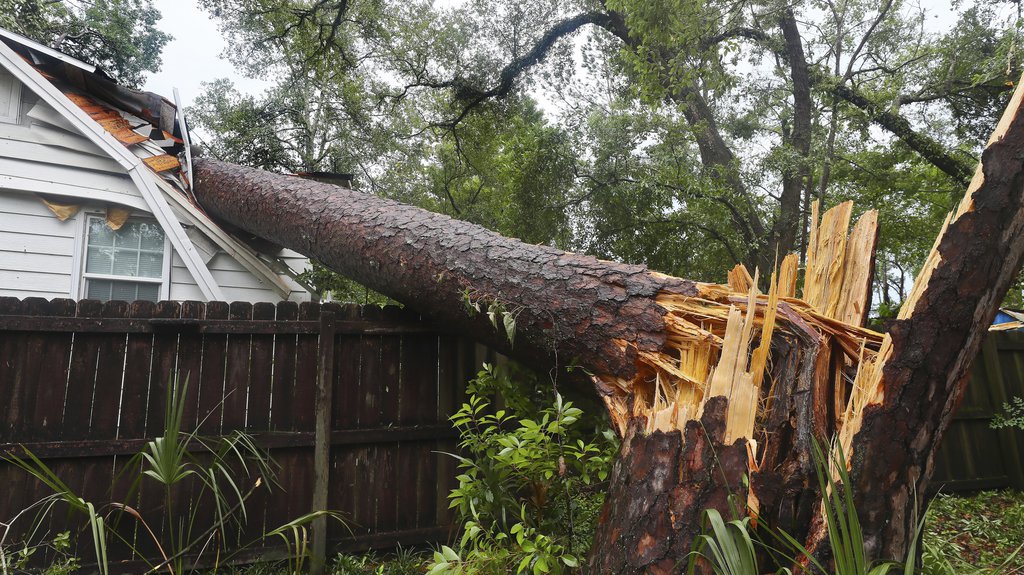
191 0 1023 306
0 0 171 88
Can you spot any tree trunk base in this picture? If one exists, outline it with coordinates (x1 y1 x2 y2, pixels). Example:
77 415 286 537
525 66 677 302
588 397 748 574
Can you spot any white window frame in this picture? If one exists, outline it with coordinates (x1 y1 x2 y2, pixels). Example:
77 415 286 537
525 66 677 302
76 211 172 302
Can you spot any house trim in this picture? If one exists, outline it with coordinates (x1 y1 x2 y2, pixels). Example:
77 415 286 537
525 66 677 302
0 175 149 212
0 69 20 124
0 28 95 73
0 38 225 301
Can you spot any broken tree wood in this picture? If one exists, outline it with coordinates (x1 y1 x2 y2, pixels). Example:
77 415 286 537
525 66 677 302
841 74 1024 561
191 72 1024 573
193 155 875 571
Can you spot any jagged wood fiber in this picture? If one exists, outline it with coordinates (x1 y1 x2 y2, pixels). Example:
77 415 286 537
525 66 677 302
192 73 1024 570
193 157 887 572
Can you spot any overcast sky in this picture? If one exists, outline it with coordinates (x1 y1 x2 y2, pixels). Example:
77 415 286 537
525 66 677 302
142 0 271 107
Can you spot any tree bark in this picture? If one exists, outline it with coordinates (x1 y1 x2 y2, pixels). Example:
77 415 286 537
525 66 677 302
776 9 813 261
193 157 839 568
193 158 694 381
588 397 748 575
829 79 976 187
849 85 1024 561
192 76 1024 569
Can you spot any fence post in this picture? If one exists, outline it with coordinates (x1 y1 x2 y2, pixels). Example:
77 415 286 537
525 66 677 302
311 310 336 575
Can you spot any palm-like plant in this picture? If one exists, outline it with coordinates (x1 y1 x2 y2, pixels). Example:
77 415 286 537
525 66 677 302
5 374 336 574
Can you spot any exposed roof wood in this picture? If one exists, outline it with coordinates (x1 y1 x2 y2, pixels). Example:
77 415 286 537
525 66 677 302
0 36 225 300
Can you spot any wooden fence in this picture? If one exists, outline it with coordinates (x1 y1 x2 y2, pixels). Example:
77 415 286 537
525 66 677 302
933 331 1024 492
0 297 486 570
2 297 1023 569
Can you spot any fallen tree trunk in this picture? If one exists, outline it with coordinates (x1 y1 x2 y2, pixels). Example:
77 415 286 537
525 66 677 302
194 155 879 571
194 157 696 381
191 74 1024 572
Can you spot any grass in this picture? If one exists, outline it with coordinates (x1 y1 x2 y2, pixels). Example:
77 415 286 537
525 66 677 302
923 489 1024 573
212 486 1023 575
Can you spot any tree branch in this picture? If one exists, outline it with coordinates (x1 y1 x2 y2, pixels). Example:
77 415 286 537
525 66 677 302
827 76 976 186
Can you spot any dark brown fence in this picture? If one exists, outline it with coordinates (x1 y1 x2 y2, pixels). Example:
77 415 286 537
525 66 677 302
3 297 1024 569
0 297 488 570
933 331 1024 492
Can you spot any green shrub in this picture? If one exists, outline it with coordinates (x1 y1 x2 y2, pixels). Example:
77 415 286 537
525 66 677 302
991 396 1024 430
428 363 616 574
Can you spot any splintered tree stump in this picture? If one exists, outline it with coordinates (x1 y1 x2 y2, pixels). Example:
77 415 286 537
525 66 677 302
191 74 1024 572
845 80 1024 560
589 397 748 575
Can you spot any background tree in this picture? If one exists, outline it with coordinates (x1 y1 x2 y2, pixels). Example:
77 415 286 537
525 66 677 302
0 0 170 88
196 0 1022 302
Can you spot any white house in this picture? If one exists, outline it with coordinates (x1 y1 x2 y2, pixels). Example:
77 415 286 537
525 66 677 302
0 27 313 304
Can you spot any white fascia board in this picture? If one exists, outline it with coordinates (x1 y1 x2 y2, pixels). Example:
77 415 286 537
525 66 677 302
0 39 225 301
0 175 148 211
0 27 96 73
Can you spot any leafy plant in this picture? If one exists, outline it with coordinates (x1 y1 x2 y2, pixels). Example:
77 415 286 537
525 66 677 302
775 440 898 575
428 363 615 574
688 510 777 575
991 396 1024 430
0 524 79 575
461 292 522 346
4 374 338 574
331 547 428 575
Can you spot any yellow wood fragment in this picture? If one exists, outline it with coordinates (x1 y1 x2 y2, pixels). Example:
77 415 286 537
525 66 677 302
804 201 853 317
835 211 878 327
727 264 755 293
778 253 799 298
39 196 80 221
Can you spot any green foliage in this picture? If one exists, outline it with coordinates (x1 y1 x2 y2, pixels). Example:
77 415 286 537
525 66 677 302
4 374 337 574
462 292 521 346
923 490 1024 573
197 0 1024 302
772 441 898 575
688 510 775 575
811 441 897 575
991 396 1024 430
329 547 428 575
297 260 395 306
189 79 294 172
0 0 170 88
428 363 616 574
1 528 79 575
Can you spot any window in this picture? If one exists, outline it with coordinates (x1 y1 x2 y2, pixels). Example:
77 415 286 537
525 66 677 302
82 216 168 302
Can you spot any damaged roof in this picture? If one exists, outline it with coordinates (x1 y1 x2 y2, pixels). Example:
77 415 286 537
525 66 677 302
0 27 312 301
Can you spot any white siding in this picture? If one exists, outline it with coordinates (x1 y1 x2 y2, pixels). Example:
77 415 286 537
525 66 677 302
169 250 311 303
0 87 146 211
168 252 204 301
0 68 20 123
0 75 313 304
0 190 76 298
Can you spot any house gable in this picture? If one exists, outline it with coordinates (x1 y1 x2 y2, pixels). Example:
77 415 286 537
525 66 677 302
0 32 313 304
